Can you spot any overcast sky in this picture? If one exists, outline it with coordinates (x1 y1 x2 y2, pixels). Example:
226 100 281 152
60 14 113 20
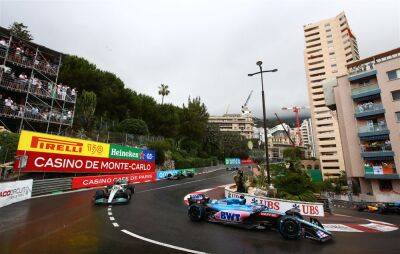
0 0 399 118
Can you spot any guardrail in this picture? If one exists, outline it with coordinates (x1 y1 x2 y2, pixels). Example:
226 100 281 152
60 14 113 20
32 177 72 196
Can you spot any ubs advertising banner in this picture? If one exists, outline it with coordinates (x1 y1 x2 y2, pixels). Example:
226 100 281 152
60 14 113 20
0 179 33 208
14 131 155 174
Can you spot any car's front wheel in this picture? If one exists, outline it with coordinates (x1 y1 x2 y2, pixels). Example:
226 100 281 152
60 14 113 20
278 216 302 240
188 204 205 222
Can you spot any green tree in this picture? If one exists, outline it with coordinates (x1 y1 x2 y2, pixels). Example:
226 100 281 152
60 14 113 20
179 97 209 144
219 132 249 159
273 146 316 201
117 118 149 135
151 104 181 138
0 132 20 163
9 22 33 41
158 84 170 104
203 124 221 157
75 90 97 131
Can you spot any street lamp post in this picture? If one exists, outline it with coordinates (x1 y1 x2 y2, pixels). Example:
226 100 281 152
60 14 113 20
248 61 277 187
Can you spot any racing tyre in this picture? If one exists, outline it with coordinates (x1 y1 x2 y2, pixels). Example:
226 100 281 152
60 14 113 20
188 204 205 222
94 189 106 200
126 189 132 200
278 216 302 240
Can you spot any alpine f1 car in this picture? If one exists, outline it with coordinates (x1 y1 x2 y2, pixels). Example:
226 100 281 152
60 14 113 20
187 194 332 242
93 179 135 205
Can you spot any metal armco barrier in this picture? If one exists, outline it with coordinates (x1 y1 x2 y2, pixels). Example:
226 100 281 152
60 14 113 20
32 177 72 196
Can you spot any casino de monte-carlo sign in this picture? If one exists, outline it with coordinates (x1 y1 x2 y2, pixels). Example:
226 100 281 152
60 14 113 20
14 131 155 174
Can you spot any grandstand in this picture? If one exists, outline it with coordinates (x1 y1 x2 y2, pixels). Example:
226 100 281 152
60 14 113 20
0 26 76 133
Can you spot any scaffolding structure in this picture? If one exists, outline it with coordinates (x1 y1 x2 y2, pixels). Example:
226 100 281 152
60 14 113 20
0 26 76 133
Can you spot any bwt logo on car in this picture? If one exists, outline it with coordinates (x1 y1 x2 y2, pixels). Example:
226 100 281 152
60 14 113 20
30 136 83 153
221 211 241 221
216 211 248 222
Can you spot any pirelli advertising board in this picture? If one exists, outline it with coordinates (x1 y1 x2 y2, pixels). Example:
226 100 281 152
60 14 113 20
14 130 156 174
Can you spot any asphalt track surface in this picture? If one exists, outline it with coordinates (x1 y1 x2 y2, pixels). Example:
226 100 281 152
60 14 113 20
1 168 400 254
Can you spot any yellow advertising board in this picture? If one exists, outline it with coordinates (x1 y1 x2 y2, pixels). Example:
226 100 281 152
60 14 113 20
17 130 110 158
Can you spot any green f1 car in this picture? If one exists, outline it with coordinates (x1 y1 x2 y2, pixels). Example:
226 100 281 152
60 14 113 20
93 179 135 205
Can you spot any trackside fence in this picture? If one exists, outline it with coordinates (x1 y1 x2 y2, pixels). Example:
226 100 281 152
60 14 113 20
32 177 72 196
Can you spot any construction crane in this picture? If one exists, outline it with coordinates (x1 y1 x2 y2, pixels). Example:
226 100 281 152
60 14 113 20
274 113 295 147
281 106 309 147
241 90 253 115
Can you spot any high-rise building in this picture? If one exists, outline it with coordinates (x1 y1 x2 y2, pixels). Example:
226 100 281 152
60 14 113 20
303 12 360 178
329 47 400 202
301 118 316 158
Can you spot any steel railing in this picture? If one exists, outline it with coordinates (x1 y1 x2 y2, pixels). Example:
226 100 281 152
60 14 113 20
351 84 379 96
0 75 77 103
0 104 73 125
355 103 384 114
359 123 388 133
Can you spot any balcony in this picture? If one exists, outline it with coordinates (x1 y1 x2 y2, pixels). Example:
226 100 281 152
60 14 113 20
351 84 381 101
364 165 399 180
358 123 389 141
348 61 376 81
354 103 385 118
361 143 394 159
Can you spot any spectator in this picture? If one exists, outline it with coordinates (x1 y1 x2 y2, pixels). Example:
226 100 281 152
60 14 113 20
0 38 8 49
4 97 13 114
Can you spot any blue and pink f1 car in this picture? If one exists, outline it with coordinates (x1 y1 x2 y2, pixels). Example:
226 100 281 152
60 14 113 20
187 194 332 242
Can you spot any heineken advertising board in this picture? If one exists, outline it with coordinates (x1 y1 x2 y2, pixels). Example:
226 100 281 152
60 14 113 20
109 144 155 161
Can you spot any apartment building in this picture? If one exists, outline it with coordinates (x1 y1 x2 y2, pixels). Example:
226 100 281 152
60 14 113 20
331 48 400 202
208 113 254 139
301 118 317 158
303 12 360 178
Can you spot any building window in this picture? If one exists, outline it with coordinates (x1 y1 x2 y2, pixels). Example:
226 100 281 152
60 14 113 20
327 40 333 44
324 23 330 27
387 69 400 81
391 90 400 101
326 34 332 38
379 180 393 191
396 112 400 122
331 64 337 68
326 29 331 33
329 52 335 55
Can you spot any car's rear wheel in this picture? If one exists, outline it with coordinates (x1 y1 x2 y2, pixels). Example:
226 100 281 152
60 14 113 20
188 204 205 222
279 216 301 240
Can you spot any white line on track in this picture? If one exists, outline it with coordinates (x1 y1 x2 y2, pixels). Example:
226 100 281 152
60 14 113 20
137 171 235 194
112 223 119 227
121 229 207 254
108 212 112 216
109 217 115 221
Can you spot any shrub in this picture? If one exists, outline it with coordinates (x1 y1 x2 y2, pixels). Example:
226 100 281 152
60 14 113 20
147 140 172 165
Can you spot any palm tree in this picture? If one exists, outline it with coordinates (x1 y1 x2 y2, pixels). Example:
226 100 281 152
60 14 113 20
158 84 170 104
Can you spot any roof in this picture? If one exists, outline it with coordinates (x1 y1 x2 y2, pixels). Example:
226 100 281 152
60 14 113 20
0 26 63 57
347 47 400 68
